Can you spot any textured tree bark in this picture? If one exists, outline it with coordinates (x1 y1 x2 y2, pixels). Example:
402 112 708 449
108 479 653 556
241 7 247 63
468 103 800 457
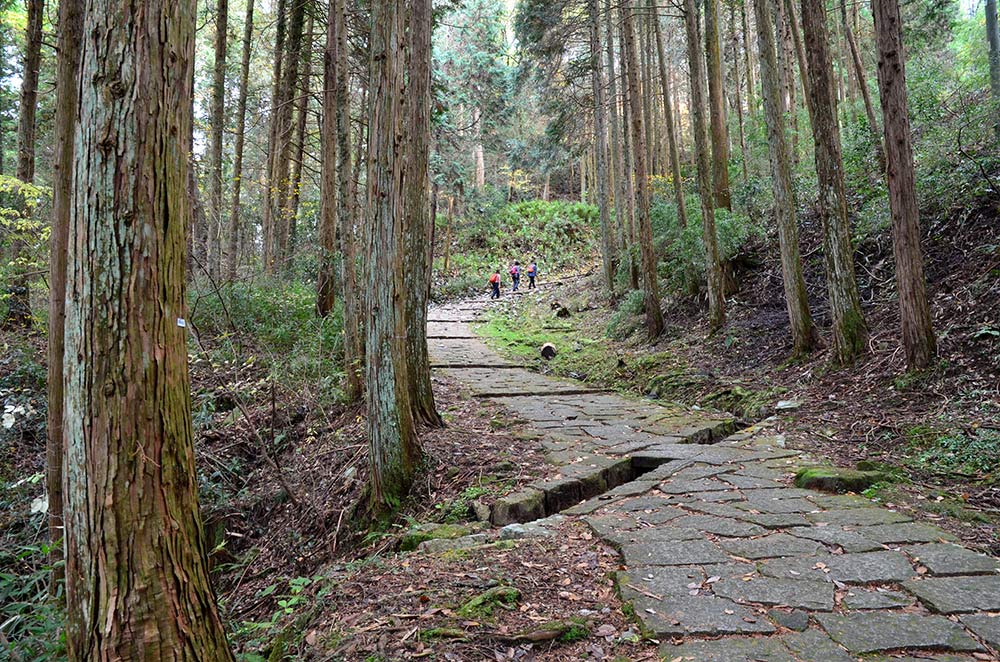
704 0 731 209
404 0 441 427
730 0 749 184
47 0 84 584
209 0 228 279
640 13 655 176
286 13 314 264
590 0 616 292
605 0 626 280
365 0 420 510
872 0 936 370
473 107 486 190
800 0 868 364
318 0 340 318
262 0 288 271
622 0 665 337
684 0 727 330
4 0 44 329
272 0 307 270
986 0 1000 142
63 0 235 656
841 0 885 170
225 0 255 280
651 0 688 228
753 0 818 356
618 19 640 291
741 1 755 111
339 45 364 400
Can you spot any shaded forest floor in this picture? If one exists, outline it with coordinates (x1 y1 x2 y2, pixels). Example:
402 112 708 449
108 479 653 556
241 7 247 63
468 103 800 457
477 199 1000 557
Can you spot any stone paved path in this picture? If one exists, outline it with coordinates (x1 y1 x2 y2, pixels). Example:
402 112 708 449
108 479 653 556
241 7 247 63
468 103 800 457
428 298 1000 661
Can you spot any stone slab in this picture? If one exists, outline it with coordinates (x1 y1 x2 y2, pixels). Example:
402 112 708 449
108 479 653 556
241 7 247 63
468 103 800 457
713 576 834 611
903 575 1000 614
861 522 958 544
780 629 855 662
760 550 915 584
659 636 793 661
806 508 912 527
816 612 982 654
719 533 824 560
961 613 1000 648
622 539 728 566
631 594 776 637
786 526 883 553
842 587 914 610
904 543 1000 576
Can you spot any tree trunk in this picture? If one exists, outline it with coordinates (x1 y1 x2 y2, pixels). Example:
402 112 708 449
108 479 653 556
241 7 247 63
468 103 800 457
339 0 363 399
318 0 339 317
753 0 818 356
605 0 625 281
4 0 44 329
730 0 749 184
225 0 254 280
622 0 664 337
473 107 486 190
685 0 726 330
404 0 441 427
841 0 885 170
262 0 288 272
47 0 84 585
988 0 1000 143
443 196 453 272
872 0 936 370
651 0 688 228
800 0 868 364
272 0 307 271
63 0 235 655
618 19 640 291
742 0 756 111
590 0 615 291
704 0 731 209
783 0 813 129
286 13 314 266
209 0 228 279
365 0 419 511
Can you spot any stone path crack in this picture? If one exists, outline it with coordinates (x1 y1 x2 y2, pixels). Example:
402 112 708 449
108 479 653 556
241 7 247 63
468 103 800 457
428 299 1000 661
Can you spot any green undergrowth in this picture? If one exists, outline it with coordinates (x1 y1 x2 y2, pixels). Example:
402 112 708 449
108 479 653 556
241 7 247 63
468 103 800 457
190 278 345 390
476 294 778 419
900 425 1000 482
432 198 600 300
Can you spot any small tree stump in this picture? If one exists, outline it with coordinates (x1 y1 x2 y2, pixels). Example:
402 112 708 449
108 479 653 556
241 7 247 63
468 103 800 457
540 343 557 360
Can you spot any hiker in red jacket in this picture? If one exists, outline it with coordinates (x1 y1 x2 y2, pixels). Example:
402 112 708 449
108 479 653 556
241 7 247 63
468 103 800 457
509 261 521 291
489 269 501 299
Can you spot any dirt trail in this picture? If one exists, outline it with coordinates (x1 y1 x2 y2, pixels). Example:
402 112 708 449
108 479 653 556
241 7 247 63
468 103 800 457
428 295 1000 660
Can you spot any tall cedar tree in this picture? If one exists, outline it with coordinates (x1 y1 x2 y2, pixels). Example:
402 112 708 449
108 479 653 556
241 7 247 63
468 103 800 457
987 0 1000 142
47 0 84 582
590 0 615 291
63 0 235 655
404 0 442 426
286 13 314 256
800 0 868 363
621 0 665 337
872 0 936 369
4 0 44 329
684 0 727 330
840 0 884 170
365 0 421 510
262 0 288 271
651 0 688 228
319 0 340 316
226 0 255 279
209 0 228 277
605 0 628 273
753 0 818 355
337 0 364 401
703 0 731 209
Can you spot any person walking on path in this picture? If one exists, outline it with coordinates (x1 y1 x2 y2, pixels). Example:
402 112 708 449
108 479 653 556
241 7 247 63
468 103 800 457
489 268 502 299
527 261 537 289
509 261 521 291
